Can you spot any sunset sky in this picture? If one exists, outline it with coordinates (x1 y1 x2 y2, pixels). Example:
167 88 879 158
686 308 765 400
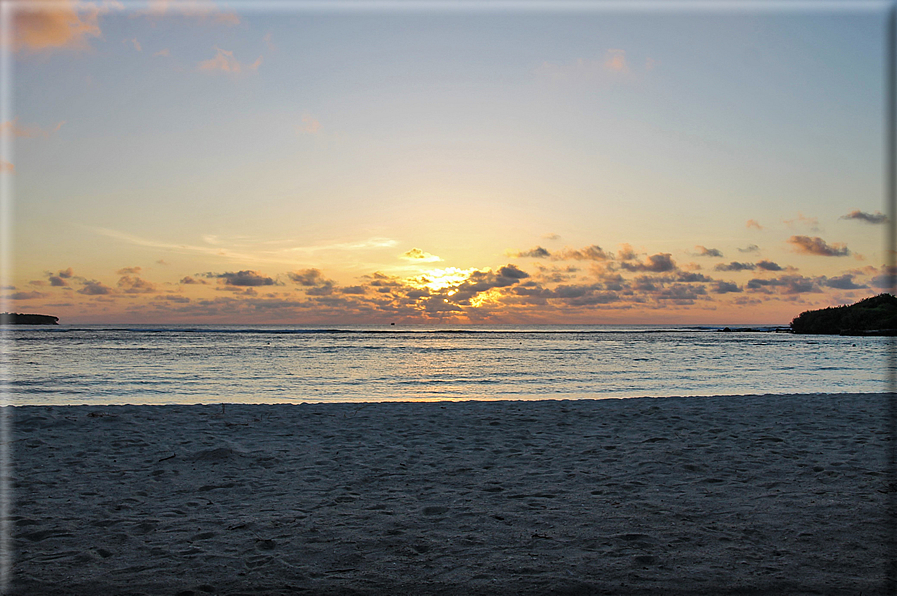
2 0 893 324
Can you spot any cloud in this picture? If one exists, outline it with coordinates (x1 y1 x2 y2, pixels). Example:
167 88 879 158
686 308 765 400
89 227 397 266
198 47 261 73
288 269 328 286
11 291 46 300
13 0 105 52
738 244 760 254
755 260 783 271
787 236 850 257
536 48 640 82
446 265 530 304
871 266 897 289
542 233 560 241
713 281 741 294
0 118 65 138
714 262 755 272
154 48 171 57
209 271 276 286
694 246 723 258
498 265 530 280
653 284 706 303
339 286 366 295
620 253 676 273
603 49 629 72
400 248 442 262
673 271 711 283
509 246 552 259
78 281 113 295
47 268 74 286
509 244 611 262
840 210 889 224
746 219 763 230
0 160 14 173
125 37 141 51
135 0 240 25
116 266 142 275
295 114 321 135
617 244 638 261
746 275 819 294
824 274 867 290
117 275 156 294
179 275 207 285
783 212 819 232
554 245 612 261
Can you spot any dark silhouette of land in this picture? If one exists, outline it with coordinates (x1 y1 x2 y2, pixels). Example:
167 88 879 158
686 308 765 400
790 293 897 335
0 313 59 325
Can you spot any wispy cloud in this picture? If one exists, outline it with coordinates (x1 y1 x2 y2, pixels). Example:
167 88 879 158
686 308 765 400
263 32 275 51
603 49 629 72
295 114 321 135
783 212 819 232
0 118 65 138
89 227 398 264
198 47 261 74
135 0 240 26
508 246 551 259
554 245 613 261
12 0 109 52
400 248 442 263
535 48 647 82
746 219 763 230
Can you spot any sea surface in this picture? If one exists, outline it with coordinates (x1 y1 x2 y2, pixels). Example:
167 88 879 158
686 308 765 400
2 324 892 405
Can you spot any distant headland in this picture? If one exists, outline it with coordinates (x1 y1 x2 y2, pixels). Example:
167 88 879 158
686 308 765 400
0 313 59 325
790 293 897 335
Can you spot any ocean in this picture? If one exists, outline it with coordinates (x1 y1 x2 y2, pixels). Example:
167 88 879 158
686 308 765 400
2 325 891 405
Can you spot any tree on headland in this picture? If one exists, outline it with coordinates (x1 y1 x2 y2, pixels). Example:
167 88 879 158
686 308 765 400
790 294 897 335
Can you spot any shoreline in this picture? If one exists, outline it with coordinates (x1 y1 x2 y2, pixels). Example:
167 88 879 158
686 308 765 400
9 393 893 595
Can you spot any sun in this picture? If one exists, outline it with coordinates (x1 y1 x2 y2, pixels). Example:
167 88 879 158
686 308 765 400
409 267 476 292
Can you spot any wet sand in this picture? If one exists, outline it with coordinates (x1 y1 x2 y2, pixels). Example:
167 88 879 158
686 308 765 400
8 393 893 595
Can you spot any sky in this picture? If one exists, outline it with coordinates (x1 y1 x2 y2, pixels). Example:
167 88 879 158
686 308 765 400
2 0 893 324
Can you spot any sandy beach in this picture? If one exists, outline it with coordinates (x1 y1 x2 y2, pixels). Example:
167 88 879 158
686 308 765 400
8 394 893 595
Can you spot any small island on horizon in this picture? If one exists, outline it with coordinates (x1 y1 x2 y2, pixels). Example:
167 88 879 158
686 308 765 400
0 313 59 326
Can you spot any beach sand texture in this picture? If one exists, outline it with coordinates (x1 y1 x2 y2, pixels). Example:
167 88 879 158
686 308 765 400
9 394 892 595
